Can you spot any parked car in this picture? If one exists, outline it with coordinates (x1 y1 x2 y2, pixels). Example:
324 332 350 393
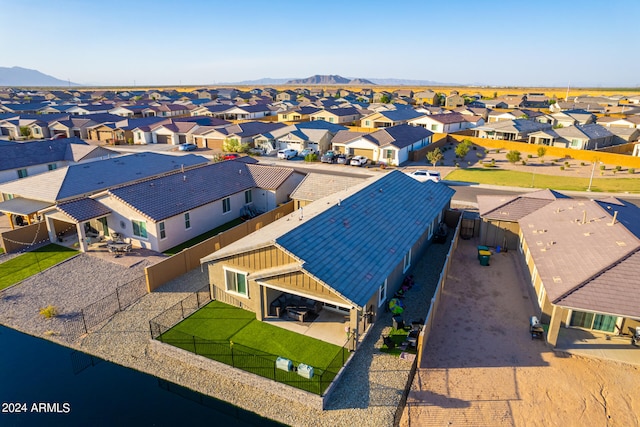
277 149 298 159
178 143 197 151
407 169 441 183
222 153 240 160
336 154 353 165
300 148 317 158
350 155 368 166
321 150 337 163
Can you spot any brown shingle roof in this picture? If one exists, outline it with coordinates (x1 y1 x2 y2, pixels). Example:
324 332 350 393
478 189 567 221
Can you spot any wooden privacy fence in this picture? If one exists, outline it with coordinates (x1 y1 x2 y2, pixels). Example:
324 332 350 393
0 222 51 253
415 210 463 365
145 201 294 292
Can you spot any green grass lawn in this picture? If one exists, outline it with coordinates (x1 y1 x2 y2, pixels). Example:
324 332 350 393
379 328 417 357
163 301 349 370
163 217 245 255
446 168 640 193
0 244 77 290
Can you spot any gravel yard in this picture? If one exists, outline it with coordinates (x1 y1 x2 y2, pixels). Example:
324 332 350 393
0 233 454 427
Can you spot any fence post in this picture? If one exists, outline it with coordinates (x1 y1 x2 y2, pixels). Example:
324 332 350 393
196 290 200 308
115 287 122 311
181 300 185 319
81 310 88 334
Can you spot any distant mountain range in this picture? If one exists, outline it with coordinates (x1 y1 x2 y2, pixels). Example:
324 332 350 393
231 74 452 86
0 66 80 86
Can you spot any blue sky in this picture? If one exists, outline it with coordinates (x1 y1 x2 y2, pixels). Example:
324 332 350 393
1 0 638 87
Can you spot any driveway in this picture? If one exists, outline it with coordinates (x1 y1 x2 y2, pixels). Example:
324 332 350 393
401 237 640 427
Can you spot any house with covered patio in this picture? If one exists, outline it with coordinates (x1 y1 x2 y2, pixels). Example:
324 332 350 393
201 171 454 348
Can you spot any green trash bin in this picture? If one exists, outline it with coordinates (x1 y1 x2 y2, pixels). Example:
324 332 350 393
478 250 491 266
477 245 489 260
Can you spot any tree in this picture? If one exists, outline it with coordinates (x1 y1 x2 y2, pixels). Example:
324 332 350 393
426 147 443 168
537 146 547 161
222 138 249 153
19 126 32 138
379 95 391 104
506 150 521 164
454 139 472 159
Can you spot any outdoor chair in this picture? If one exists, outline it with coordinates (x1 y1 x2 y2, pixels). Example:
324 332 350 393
383 336 396 350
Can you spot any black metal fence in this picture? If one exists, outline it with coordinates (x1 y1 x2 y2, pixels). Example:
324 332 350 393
64 276 147 341
149 288 348 396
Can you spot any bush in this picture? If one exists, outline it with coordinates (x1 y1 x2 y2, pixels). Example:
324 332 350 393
483 162 493 168
506 150 521 164
527 154 533 158
522 160 527 165
615 165 622 172
600 165 606 171
490 159 496 166
39 305 58 319
304 153 318 162
629 168 635 174
564 161 569 166
560 166 565 170
551 161 556 166
580 162 586 166
476 152 483 159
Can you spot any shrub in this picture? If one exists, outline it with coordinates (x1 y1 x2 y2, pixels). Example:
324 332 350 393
613 170 617 175
629 168 635 174
600 165 606 171
527 154 533 158
455 162 460 168
580 162 586 166
564 161 569 166
560 166 565 170
506 150 521 164
551 161 556 166
304 153 318 162
467 161 471 166
472 146 477 150
39 305 58 319
483 162 493 168
476 152 483 159
615 165 622 171
522 160 527 165
490 159 496 166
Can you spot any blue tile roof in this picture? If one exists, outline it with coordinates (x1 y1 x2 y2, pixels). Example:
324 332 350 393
0 137 87 171
276 171 454 307
108 160 287 221
57 198 111 222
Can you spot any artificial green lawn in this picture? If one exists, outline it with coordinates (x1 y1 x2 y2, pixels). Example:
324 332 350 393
379 328 416 357
446 168 640 193
163 217 245 255
162 300 349 370
0 244 77 290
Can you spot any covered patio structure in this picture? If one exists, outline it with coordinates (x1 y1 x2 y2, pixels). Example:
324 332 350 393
41 198 112 253
0 197 52 230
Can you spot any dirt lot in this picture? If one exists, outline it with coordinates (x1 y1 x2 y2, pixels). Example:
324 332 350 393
401 238 640 427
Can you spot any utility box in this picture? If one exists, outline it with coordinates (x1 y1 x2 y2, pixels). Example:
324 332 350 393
297 363 314 379
276 357 292 372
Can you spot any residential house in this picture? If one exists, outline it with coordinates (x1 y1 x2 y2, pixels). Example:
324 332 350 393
487 109 544 123
597 115 640 129
200 171 455 348
471 99 508 109
608 127 640 145
473 119 552 141
414 90 439 106
550 102 606 114
359 109 423 129
0 152 207 241
527 123 614 150
53 161 304 253
65 104 113 116
331 124 433 166
191 121 286 150
309 107 361 125
550 110 596 128
255 121 347 154
444 93 465 108
522 93 550 108
494 94 526 108
277 106 321 122
409 112 484 133
276 91 298 102
0 137 117 186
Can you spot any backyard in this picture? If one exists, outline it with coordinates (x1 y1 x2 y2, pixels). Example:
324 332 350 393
158 300 350 395
0 244 77 290
163 218 245 255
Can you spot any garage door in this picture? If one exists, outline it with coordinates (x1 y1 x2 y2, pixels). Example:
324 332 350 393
206 138 225 151
178 135 187 144
353 148 374 158
98 131 112 141
156 134 170 144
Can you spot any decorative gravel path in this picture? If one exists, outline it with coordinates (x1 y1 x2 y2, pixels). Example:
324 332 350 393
0 233 455 427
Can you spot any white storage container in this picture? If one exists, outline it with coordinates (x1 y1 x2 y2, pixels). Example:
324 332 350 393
276 357 292 372
297 363 314 379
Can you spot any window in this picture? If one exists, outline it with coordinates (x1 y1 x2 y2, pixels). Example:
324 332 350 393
159 221 166 239
431 124 438 131
48 163 57 171
328 117 334 123
378 279 387 307
184 212 191 229
385 149 393 159
225 268 247 297
17 169 28 179
571 139 581 147
365 121 370 126
222 197 231 213
244 190 252 204
282 115 288 120
136 132 142 140
33 127 40 135
132 219 147 238
403 248 412 273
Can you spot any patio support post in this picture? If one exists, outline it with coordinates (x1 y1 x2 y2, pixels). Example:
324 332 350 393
546 305 567 347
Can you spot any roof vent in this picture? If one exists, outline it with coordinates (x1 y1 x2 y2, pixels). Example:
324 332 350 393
553 276 562 283
608 211 618 226
616 241 627 247
536 241 543 246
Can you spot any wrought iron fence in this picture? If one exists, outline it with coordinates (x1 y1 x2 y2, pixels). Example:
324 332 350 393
149 288 348 396
63 276 147 341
